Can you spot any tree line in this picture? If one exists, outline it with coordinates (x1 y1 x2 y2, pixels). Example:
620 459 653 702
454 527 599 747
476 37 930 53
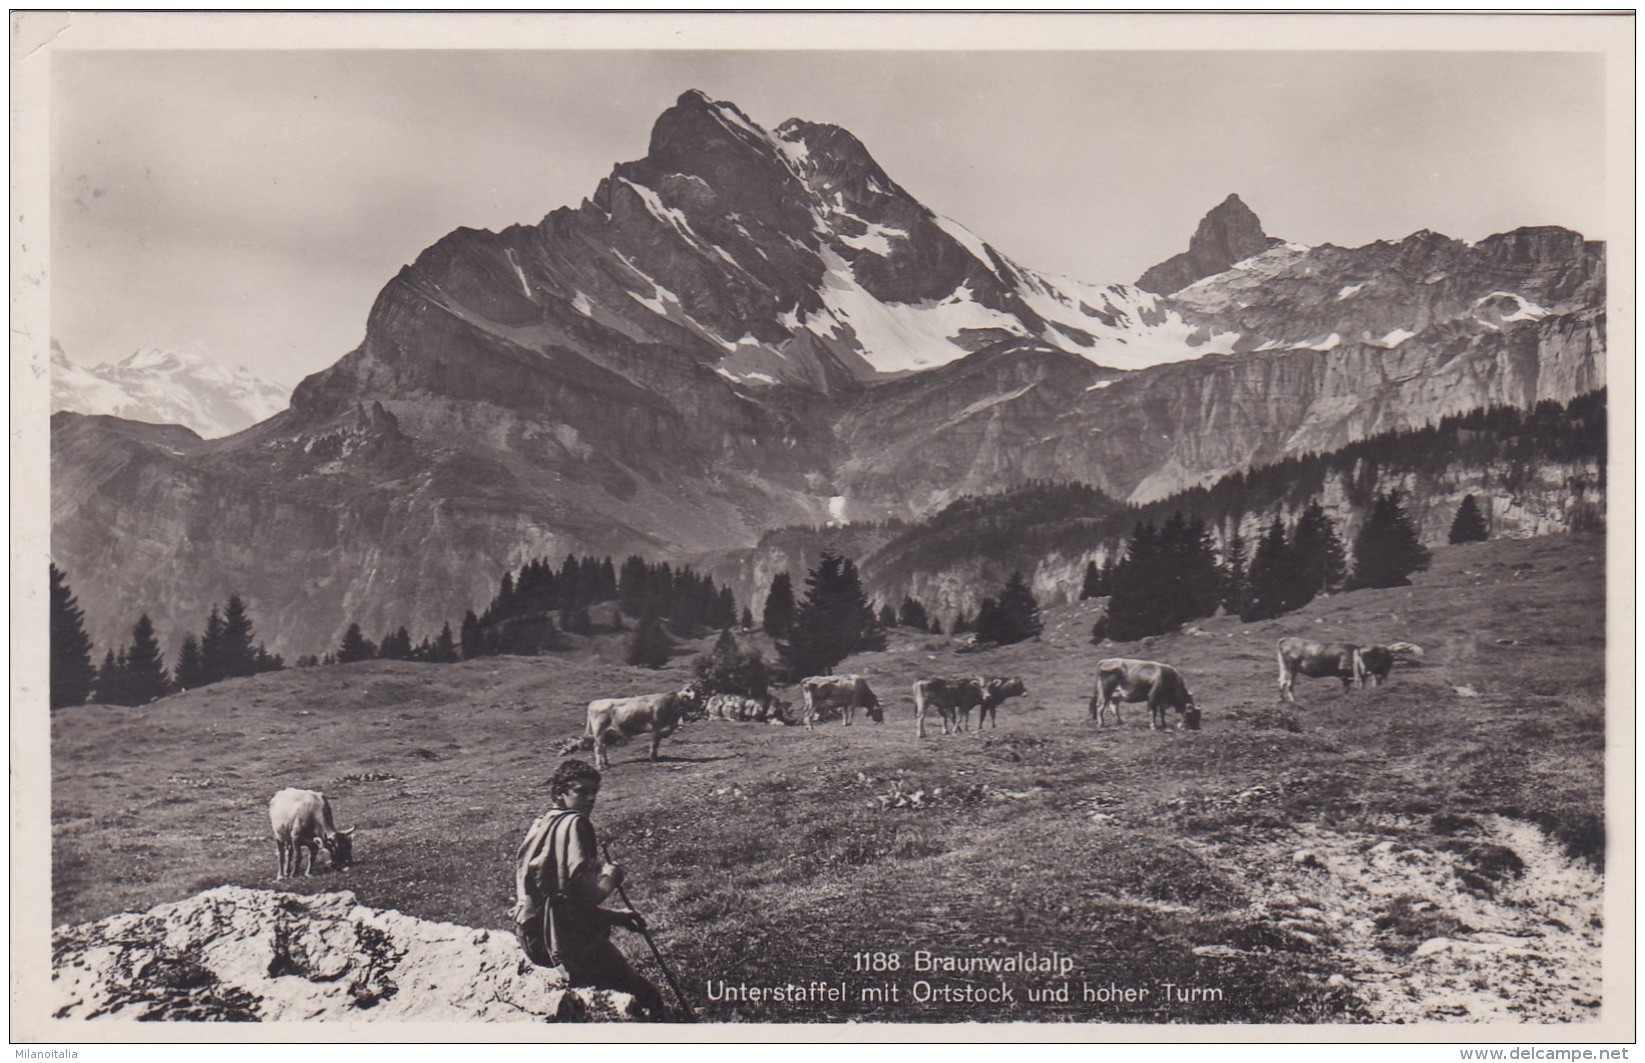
47 548 751 709
50 575 285 709
1082 489 1454 642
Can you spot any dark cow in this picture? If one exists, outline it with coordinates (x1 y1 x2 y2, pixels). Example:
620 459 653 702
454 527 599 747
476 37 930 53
913 676 1030 738
971 676 1029 731
799 675 882 730
912 677 983 739
269 788 355 880
584 686 701 768
1357 645 1394 687
1090 658 1199 731
1277 638 1365 702
1356 641 1423 688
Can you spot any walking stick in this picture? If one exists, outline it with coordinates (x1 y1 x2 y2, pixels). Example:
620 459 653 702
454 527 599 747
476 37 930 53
601 841 697 1022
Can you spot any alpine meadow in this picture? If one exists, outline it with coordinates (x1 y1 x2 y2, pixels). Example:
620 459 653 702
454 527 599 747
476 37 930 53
34 34 1622 1036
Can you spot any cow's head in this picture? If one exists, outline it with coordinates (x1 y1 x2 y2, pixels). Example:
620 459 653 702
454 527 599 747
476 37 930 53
1181 690 1201 732
865 701 884 724
677 683 709 720
326 827 356 871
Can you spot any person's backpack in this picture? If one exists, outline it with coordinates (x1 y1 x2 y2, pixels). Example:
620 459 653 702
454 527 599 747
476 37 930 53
511 808 577 967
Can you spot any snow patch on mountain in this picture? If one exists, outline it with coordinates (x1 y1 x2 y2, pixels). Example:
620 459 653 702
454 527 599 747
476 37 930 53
1472 291 1552 328
1291 333 1343 352
806 247 1023 373
51 341 289 439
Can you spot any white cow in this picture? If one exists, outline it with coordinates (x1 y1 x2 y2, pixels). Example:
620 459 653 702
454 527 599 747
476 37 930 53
269 788 355 879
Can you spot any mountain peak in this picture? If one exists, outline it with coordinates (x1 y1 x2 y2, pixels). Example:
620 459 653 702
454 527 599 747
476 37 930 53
1136 194 1280 295
647 90 770 168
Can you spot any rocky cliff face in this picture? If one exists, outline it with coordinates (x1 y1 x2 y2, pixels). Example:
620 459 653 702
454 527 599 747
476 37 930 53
861 456 1605 626
52 886 645 1022
49 90 1607 659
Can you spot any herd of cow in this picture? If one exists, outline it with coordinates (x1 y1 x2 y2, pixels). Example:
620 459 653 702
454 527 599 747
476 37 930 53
264 636 1420 877
576 635 1422 769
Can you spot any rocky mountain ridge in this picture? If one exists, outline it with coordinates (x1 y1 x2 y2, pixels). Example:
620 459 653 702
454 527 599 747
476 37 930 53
49 90 1606 659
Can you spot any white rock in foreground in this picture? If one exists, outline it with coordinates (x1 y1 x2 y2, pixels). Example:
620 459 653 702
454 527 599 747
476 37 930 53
52 886 645 1022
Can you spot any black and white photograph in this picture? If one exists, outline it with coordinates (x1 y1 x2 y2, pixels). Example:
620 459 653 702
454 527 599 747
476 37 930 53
13 10 1634 1042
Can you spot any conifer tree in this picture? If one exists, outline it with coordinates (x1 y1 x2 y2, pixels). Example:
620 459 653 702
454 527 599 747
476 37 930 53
761 572 796 640
778 551 881 680
691 628 770 700
378 627 414 660
1242 516 1293 621
434 622 459 663
174 634 205 691
199 606 227 684
978 571 1042 646
715 587 739 630
1105 521 1162 641
739 606 754 631
626 607 671 669
878 603 897 627
1350 490 1432 589
337 623 376 664
974 597 1003 643
460 610 483 660
1164 514 1223 625
49 564 96 709
1079 560 1103 600
1290 500 1348 604
218 594 257 679
897 597 929 632
93 648 127 706
1448 494 1490 544
119 614 171 703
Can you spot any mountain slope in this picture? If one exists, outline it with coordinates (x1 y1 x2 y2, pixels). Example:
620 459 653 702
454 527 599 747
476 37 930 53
48 91 1606 659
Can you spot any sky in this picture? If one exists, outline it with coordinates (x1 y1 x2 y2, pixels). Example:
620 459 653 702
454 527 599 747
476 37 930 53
47 30 1614 389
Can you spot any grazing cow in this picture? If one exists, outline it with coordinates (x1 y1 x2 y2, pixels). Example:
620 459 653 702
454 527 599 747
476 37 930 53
914 676 1030 737
799 675 882 730
912 677 984 739
1276 638 1365 702
971 676 1029 732
1090 658 1199 731
269 788 355 880
584 686 701 769
1356 641 1424 688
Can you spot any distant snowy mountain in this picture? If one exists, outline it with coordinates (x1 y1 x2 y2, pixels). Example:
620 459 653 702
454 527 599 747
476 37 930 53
51 341 289 439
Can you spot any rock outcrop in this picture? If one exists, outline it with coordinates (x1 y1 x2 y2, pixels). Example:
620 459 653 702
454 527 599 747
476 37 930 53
1136 193 1282 294
51 887 644 1022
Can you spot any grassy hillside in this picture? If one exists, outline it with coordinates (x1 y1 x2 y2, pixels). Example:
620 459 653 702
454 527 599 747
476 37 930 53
51 533 1607 1024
